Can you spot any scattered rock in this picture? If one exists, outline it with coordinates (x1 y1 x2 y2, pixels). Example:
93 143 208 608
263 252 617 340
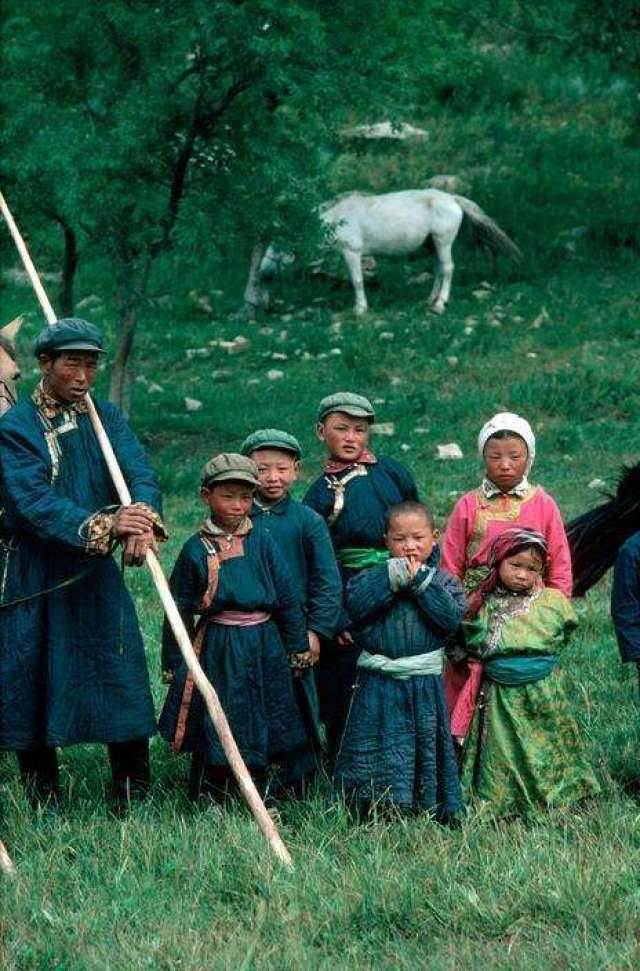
278 330 289 341
588 478 606 490
271 352 288 360
446 356 459 367
77 294 102 309
389 376 403 386
473 289 491 301
185 347 211 360
464 326 474 336
379 332 395 340
148 382 164 393
329 348 342 356
530 307 550 330
436 443 463 460
247 377 260 385
280 314 293 323
259 326 273 336
408 271 432 286
343 120 429 141
373 398 386 405
372 422 395 436
526 352 537 358
211 369 232 380
267 369 284 380
221 336 250 355
400 443 411 452
184 397 203 412
427 174 467 193
413 427 429 434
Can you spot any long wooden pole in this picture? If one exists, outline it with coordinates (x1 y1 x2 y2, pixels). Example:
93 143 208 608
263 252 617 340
0 191 292 868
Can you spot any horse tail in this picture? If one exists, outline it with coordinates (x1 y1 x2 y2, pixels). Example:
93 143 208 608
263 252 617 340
454 195 522 261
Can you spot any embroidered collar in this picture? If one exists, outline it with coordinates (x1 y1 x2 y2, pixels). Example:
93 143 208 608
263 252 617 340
481 476 531 499
325 449 377 475
252 494 291 516
201 515 253 541
32 382 89 419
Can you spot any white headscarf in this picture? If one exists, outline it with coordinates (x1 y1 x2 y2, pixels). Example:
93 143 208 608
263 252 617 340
477 412 536 474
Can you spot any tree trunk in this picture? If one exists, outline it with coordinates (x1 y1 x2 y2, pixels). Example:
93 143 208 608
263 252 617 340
59 221 78 316
109 252 145 417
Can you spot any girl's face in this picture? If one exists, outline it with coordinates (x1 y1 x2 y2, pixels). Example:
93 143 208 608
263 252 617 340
385 511 438 563
498 547 544 594
251 448 299 503
483 435 528 492
201 481 254 529
316 412 370 462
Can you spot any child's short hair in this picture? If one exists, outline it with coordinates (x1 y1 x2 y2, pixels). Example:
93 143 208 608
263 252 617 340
385 500 435 531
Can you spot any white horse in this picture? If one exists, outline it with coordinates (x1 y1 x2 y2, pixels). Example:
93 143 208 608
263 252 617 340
244 188 521 316
0 317 23 417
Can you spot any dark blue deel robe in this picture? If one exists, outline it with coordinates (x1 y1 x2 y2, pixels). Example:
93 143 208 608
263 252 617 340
304 457 419 755
0 396 160 750
159 529 309 767
250 493 342 774
334 551 465 813
611 532 640 663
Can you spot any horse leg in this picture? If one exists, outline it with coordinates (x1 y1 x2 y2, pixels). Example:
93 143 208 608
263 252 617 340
243 242 267 320
430 237 454 314
342 248 368 315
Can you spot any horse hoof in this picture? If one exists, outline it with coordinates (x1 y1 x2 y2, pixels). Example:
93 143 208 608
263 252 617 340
431 303 445 315
354 306 368 317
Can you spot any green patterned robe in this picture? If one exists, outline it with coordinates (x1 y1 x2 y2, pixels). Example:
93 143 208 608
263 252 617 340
460 587 601 817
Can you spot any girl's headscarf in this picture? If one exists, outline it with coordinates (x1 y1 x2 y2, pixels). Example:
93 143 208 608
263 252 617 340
478 412 536 474
466 527 549 617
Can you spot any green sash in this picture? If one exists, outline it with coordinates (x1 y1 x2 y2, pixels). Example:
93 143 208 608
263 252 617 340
484 655 558 686
337 547 390 570
357 648 445 680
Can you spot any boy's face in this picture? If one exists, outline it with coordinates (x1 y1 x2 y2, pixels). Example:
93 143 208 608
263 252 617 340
483 435 528 492
316 411 370 462
201 481 254 528
498 547 544 594
385 511 438 564
251 448 299 503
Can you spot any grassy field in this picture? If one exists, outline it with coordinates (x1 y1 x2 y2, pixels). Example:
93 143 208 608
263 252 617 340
2 247 640 969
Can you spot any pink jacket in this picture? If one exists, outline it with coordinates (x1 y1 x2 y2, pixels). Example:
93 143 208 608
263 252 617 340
441 484 573 597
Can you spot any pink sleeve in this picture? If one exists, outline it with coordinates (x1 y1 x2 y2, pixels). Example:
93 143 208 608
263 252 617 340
543 494 573 598
441 494 473 581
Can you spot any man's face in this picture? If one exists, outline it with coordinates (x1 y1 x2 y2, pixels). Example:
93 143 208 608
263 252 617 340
39 351 99 404
316 412 370 462
251 448 299 503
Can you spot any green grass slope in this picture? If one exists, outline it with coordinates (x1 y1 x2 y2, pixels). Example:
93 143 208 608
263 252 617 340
2 250 640 970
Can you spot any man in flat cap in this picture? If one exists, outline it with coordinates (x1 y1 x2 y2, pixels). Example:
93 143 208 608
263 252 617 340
0 318 166 811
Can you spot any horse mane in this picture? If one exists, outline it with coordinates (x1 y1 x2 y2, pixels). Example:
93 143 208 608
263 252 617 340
567 463 640 596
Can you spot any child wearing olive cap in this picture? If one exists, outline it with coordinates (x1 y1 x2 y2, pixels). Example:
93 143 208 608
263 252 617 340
304 392 419 763
159 453 311 802
241 429 342 792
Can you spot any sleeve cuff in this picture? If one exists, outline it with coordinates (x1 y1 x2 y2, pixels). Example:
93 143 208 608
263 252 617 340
83 510 116 555
412 566 436 595
289 650 315 670
388 557 410 592
135 502 168 541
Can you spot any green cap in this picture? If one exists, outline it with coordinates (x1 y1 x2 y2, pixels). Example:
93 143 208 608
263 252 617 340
33 318 105 357
240 428 302 459
317 392 375 423
201 453 259 488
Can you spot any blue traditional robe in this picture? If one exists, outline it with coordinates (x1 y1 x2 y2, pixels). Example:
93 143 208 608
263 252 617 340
250 493 342 778
334 550 465 813
0 394 160 749
612 532 640 663
159 529 309 767
304 456 419 755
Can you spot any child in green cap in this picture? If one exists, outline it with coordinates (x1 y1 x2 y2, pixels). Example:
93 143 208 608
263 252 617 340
241 428 342 793
304 392 419 763
159 453 311 802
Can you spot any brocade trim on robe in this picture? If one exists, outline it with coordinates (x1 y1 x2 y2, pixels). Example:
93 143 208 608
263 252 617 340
467 483 539 562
